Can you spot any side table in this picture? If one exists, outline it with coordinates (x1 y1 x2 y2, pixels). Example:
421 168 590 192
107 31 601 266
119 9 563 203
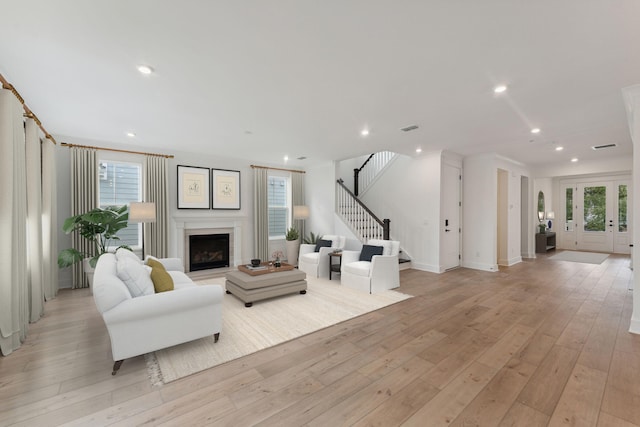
328 251 342 280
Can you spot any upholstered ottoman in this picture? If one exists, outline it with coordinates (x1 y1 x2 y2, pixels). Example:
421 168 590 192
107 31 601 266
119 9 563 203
225 269 307 307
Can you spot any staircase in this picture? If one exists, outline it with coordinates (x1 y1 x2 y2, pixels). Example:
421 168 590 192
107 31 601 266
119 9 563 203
353 151 397 196
336 179 389 242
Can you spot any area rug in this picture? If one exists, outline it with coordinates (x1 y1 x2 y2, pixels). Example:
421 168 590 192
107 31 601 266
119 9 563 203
549 250 609 264
146 276 411 385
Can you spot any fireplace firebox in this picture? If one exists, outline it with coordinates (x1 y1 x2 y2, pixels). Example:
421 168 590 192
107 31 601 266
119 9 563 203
189 233 230 271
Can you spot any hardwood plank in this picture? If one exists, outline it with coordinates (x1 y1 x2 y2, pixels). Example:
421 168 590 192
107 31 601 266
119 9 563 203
449 358 537 427
548 363 608 427
517 345 580 415
402 361 499 426
597 412 640 427
306 356 434 427
498 402 550 426
351 378 439 427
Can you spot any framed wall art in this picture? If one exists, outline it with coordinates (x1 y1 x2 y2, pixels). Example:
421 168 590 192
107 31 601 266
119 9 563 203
212 168 241 210
177 165 211 209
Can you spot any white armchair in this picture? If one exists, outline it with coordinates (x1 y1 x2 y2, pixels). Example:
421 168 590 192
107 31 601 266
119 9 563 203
93 252 223 374
298 235 346 278
341 239 400 293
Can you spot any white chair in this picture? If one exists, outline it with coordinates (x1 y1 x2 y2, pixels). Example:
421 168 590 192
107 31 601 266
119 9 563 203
341 239 400 293
298 235 346 278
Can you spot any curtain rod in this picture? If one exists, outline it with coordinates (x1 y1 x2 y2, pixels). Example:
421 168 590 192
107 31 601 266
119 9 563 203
61 142 174 159
0 73 57 145
250 165 305 174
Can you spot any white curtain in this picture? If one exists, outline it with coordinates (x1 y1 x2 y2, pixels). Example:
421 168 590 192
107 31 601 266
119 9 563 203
253 168 269 260
145 155 169 258
25 119 44 322
291 172 305 241
70 147 97 289
42 138 58 300
0 89 29 355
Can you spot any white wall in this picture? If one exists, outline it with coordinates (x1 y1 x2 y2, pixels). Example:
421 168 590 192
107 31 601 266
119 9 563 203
463 154 531 271
624 84 640 334
304 161 336 241
359 152 442 272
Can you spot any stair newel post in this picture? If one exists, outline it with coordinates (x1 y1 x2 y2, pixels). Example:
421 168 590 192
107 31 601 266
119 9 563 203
353 168 360 197
383 219 390 240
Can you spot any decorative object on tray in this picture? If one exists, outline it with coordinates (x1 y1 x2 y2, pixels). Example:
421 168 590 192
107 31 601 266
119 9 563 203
272 250 283 268
177 165 210 209
237 261 295 276
251 258 261 267
211 168 240 210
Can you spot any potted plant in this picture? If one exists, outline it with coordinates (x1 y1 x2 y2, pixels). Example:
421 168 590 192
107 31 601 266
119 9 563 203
285 227 300 266
58 205 130 290
303 231 322 245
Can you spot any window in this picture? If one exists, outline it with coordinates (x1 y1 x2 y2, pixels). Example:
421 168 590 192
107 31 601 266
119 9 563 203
98 161 142 248
583 185 606 232
267 175 291 238
619 184 628 232
565 187 573 231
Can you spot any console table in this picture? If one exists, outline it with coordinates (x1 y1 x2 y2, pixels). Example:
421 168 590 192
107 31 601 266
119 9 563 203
536 232 556 253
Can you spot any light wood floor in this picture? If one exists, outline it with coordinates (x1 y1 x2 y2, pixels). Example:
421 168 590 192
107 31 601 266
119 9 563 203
1 253 640 426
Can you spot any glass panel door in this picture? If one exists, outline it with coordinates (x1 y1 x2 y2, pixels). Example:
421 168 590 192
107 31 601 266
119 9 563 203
576 182 613 253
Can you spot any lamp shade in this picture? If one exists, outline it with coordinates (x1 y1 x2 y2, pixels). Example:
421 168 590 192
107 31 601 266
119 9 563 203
538 211 545 222
293 205 310 220
547 211 555 219
129 202 156 223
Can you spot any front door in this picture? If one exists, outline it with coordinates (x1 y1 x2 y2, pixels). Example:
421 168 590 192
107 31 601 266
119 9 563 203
570 180 631 253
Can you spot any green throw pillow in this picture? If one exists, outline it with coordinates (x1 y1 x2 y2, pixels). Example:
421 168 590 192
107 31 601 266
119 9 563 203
150 265 174 293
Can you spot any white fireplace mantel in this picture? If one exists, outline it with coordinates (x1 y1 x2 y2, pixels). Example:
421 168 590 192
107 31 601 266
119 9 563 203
174 216 246 271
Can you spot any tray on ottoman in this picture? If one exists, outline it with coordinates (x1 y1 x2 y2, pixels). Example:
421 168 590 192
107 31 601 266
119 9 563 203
225 268 307 307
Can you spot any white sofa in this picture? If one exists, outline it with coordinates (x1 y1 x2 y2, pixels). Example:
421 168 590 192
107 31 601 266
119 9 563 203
298 235 346 279
93 252 224 374
340 239 400 293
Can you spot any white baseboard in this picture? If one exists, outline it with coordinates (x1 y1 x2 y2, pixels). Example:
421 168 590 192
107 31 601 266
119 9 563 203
461 261 499 272
410 262 441 273
629 314 640 335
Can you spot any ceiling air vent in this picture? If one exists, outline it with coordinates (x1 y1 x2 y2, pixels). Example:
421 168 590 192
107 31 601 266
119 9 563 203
400 124 419 132
592 143 617 150
297 156 307 160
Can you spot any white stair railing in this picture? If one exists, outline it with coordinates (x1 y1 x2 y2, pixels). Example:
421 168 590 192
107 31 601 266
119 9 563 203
336 179 389 242
354 151 397 196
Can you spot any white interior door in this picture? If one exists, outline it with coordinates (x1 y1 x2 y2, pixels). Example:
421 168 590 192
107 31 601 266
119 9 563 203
442 164 461 270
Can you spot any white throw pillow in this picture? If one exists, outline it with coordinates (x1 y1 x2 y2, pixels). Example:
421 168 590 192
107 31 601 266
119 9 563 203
116 247 141 264
116 257 155 297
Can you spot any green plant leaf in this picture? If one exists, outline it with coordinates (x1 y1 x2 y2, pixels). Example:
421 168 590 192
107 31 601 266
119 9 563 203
58 248 84 268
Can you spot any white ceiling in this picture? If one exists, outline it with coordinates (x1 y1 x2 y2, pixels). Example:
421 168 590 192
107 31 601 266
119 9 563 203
1 1 639 169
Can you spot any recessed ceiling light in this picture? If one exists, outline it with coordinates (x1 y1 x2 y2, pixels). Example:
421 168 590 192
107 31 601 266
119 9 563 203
137 65 154 75
360 129 370 137
555 146 563 151
416 148 422 153
571 158 579 162
494 85 507 93
531 128 541 134
283 155 289 162
126 132 136 137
